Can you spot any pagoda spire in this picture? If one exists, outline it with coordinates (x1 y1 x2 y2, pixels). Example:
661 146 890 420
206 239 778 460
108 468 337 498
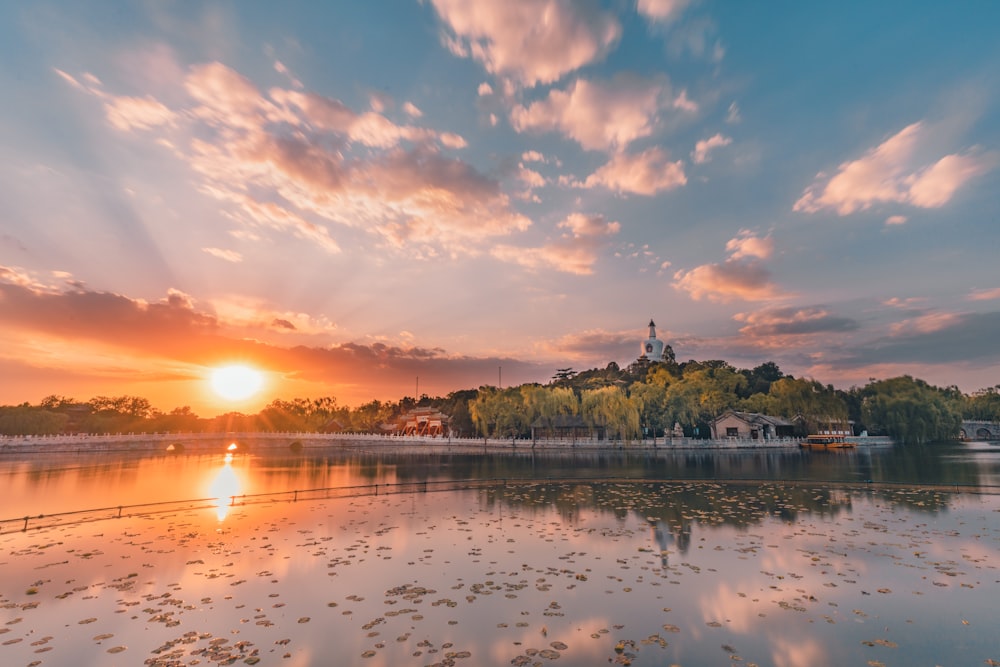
648 319 657 339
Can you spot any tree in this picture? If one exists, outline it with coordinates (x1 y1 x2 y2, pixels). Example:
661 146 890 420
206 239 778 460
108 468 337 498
629 381 668 442
581 386 640 443
766 378 848 433
965 386 1000 421
0 405 67 435
469 387 527 443
664 366 746 431
859 376 962 444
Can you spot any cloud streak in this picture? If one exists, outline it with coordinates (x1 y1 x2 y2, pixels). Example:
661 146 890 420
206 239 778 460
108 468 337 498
795 121 998 215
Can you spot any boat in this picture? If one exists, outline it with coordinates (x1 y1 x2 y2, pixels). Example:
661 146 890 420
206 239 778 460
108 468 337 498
799 434 855 449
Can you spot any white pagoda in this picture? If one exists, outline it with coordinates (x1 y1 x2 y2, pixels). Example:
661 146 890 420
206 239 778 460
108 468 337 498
639 319 666 362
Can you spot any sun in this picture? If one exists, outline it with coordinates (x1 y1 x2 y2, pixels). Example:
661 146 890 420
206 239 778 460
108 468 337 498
210 365 264 401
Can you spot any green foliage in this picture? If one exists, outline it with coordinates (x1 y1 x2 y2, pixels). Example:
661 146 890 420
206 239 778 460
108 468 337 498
0 360 988 445
581 386 640 443
0 406 68 435
858 376 963 444
964 386 1000 421
469 386 528 441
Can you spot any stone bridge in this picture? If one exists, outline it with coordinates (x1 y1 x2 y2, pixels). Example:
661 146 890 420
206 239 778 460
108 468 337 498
960 420 1000 441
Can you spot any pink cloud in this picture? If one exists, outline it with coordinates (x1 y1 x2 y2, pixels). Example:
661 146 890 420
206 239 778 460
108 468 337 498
885 214 908 225
725 230 773 260
889 311 965 336
637 0 692 24
794 121 998 215
673 231 785 302
74 60 530 258
734 306 858 340
510 73 671 151
491 212 620 275
402 101 423 118
673 262 782 303
103 95 176 131
202 247 243 263
430 0 621 87
967 287 1000 301
691 133 732 164
581 146 686 195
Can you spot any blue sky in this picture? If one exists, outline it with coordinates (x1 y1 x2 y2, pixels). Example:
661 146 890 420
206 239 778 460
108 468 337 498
1 1 998 412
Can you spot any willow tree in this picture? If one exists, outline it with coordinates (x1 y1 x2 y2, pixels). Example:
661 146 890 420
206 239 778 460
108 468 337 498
664 366 745 432
766 377 848 432
860 376 962 444
629 381 668 443
521 385 579 443
581 386 640 444
469 387 528 444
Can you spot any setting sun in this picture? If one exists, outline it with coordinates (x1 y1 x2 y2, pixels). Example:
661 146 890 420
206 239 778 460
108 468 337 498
210 365 264 401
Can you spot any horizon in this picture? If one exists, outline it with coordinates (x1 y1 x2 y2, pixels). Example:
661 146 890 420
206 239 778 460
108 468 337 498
2 2 998 415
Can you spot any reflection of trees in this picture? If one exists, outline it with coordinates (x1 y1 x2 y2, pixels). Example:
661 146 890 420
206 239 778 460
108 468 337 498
470 480 957 555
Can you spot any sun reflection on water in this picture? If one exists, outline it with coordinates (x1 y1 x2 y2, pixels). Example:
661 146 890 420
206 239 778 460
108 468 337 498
208 452 243 520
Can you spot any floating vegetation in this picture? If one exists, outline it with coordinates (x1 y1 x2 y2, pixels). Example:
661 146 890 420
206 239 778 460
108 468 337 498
0 477 996 666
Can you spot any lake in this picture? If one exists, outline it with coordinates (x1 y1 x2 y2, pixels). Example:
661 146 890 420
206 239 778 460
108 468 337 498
1 440 999 666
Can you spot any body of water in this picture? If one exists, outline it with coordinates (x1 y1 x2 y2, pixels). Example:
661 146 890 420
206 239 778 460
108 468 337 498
1 440 998 666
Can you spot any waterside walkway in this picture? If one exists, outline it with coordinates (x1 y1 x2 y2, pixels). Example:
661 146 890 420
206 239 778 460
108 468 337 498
0 431 892 454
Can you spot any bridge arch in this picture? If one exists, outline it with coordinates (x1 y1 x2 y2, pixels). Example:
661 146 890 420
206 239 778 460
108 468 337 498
976 427 994 440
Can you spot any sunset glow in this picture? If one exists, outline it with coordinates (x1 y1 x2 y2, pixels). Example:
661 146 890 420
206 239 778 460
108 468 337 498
210 366 265 402
0 2 998 413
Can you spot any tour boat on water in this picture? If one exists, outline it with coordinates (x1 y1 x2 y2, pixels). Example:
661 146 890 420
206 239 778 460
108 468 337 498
799 434 855 449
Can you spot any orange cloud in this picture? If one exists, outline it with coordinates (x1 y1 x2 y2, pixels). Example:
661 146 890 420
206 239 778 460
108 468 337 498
0 277 547 410
430 0 621 87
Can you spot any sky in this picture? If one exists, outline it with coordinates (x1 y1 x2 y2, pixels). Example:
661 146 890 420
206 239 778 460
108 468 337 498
1 1 999 415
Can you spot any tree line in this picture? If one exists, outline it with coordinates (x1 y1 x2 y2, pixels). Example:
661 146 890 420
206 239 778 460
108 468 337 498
2 351 997 445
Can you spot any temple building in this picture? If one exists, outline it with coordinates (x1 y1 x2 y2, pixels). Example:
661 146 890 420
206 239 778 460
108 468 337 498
639 319 666 363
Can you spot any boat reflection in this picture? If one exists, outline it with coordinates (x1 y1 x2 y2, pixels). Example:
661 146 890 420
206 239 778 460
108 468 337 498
208 452 244 520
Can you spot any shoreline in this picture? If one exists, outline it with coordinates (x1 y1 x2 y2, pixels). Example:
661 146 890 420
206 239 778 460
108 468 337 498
0 431 894 455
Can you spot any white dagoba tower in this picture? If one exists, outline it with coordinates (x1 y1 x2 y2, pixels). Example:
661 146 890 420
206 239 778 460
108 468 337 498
640 319 666 362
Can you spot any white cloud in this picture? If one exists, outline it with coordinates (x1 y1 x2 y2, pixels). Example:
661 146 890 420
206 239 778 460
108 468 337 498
726 101 741 124
691 133 732 164
794 121 998 215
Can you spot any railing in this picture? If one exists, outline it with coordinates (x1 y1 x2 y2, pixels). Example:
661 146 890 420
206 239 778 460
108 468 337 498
0 431 894 451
